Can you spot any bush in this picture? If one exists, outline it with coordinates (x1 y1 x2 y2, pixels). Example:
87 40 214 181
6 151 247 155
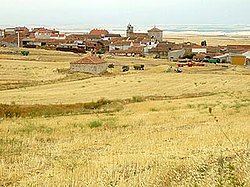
132 96 146 103
88 120 103 128
84 98 112 110
183 53 196 59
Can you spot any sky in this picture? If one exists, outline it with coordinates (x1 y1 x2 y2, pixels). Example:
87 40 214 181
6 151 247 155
0 0 250 26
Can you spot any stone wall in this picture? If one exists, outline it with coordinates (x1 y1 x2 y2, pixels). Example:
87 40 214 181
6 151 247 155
148 31 163 42
70 63 108 74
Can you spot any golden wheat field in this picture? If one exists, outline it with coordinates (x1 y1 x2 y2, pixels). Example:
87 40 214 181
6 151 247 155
0 46 250 186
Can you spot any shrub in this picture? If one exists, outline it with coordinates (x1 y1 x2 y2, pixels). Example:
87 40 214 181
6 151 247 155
132 96 146 103
88 120 103 128
84 98 112 110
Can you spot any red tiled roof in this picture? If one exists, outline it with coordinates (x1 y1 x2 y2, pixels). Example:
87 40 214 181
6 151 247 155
129 33 149 39
111 40 132 46
89 29 109 35
110 37 128 42
132 42 141 47
15 27 29 32
32 27 59 34
50 34 65 37
140 39 151 44
104 34 121 38
71 56 106 64
67 34 102 40
192 45 207 49
227 45 250 50
21 38 67 44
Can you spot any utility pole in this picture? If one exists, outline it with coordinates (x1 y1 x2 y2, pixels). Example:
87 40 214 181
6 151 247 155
17 31 20 48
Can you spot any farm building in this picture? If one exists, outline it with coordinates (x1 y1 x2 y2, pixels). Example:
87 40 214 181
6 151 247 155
110 46 144 57
214 53 246 65
4 28 16 36
242 51 250 65
109 41 132 51
192 46 207 54
230 54 246 65
70 56 108 74
168 49 185 61
0 29 4 38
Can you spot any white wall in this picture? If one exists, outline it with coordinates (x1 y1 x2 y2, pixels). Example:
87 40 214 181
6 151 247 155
144 41 158 53
109 44 131 51
192 48 207 54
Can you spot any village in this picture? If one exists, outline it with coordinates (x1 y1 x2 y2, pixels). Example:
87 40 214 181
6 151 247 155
0 23 250 186
0 24 249 75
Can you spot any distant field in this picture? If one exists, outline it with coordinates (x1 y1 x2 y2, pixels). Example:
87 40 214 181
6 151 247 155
0 47 250 186
165 33 250 46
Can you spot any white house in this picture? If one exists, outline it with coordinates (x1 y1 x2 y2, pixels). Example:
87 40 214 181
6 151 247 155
214 53 246 65
141 40 158 53
192 46 207 54
4 28 15 36
242 51 250 59
0 29 4 38
50 34 66 40
109 41 132 51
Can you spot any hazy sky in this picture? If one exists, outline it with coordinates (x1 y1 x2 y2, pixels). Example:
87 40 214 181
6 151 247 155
0 0 249 26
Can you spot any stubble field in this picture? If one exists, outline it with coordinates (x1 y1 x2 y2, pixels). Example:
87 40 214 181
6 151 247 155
0 47 250 186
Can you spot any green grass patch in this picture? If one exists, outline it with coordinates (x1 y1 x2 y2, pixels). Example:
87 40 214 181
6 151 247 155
87 120 103 129
17 123 54 134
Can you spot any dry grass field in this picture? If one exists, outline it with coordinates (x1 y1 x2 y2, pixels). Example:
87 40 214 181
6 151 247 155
0 46 250 186
164 33 250 46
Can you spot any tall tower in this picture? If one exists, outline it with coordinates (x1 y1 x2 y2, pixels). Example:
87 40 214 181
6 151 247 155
126 24 134 37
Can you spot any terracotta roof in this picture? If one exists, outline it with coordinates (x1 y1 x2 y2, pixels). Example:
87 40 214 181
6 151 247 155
71 56 106 64
148 27 162 32
192 45 207 49
22 38 67 44
104 34 121 38
50 34 65 37
227 45 250 50
132 42 141 47
89 29 109 35
129 33 149 39
110 37 128 42
111 40 132 46
140 39 151 44
32 28 59 34
15 27 29 32
110 46 144 54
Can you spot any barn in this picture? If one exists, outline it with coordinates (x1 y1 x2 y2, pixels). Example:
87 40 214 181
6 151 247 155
230 54 246 65
70 56 108 74
214 53 246 65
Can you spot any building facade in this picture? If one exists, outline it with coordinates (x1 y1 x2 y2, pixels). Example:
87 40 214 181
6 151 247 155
0 29 4 38
70 56 108 74
126 24 134 37
148 27 163 42
168 49 185 60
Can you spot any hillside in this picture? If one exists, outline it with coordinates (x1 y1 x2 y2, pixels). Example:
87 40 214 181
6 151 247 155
0 47 249 186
